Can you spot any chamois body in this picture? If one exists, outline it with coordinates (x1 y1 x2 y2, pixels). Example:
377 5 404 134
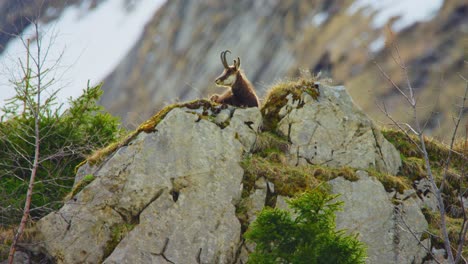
211 50 259 107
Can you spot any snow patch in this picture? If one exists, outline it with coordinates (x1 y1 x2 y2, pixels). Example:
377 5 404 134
348 0 443 31
369 35 386 53
312 12 329 26
0 0 166 111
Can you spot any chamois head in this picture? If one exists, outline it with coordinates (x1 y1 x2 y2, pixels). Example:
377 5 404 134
215 50 241 87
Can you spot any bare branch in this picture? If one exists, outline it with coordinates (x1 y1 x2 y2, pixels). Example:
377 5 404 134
374 61 413 105
441 76 468 192
375 37 464 263
376 102 423 153
454 76 468 263
397 205 442 264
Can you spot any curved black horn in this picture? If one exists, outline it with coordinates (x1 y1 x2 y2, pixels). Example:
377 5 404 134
221 50 231 69
220 51 226 68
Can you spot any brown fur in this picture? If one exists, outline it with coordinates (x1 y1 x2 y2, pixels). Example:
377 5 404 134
210 51 260 107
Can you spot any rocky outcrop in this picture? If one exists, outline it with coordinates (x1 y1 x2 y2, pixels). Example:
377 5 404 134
35 105 262 264
30 84 436 264
274 84 401 175
330 171 429 264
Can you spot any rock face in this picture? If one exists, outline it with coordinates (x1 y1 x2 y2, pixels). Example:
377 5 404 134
330 171 429 264
31 85 433 264
35 106 262 264
274 171 430 264
276 85 401 175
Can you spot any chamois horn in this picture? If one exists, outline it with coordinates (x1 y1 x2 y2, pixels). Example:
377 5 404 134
220 50 231 69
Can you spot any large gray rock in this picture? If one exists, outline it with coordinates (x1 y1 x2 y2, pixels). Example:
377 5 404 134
414 178 439 212
236 177 269 264
277 85 401 175
330 171 429 264
35 106 262 264
246 177 268 223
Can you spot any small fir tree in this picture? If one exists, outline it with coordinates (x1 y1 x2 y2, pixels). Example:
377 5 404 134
244 190 367 264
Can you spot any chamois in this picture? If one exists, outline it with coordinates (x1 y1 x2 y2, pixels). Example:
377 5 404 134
210 50 260 107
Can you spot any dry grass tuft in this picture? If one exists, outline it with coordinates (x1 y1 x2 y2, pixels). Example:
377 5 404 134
261 77 320 131
82 99 221 166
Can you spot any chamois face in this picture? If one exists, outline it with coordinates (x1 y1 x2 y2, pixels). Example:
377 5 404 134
215 50 240 87
215 67 238 87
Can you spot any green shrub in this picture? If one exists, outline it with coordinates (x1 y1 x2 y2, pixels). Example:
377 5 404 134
244 190 366 264
0 84 123 226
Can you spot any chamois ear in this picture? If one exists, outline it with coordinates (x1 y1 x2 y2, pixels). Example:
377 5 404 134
234 57 240 70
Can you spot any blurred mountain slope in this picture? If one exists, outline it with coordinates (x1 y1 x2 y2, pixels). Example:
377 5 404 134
101 0 467 140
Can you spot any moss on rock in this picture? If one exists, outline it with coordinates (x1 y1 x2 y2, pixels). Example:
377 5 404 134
83 99 222 166
241 154 359 197
382 129 467 172
261 77 320 131
64 174 95 200
382 128 467 214
103 223 135 259
422 208 467 259
366 169 412 193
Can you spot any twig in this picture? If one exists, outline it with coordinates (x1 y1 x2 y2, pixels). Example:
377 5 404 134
374 61 412 105
374 37 466 263
440 76 468 192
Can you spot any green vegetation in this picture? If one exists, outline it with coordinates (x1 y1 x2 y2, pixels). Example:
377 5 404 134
244 190 367 264
382 129 467 214
0 84 123 226
64 174 95 200
241 153 357 198
422 205 468 260
382 129 467 172
366 168 411 193
103 223 135 259
0 73 462 260
251 131 290 157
